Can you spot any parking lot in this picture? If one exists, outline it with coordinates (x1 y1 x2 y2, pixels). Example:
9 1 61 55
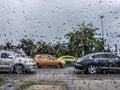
0 67 120 90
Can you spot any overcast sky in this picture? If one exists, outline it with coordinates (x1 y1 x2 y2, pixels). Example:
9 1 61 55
0 0 120 50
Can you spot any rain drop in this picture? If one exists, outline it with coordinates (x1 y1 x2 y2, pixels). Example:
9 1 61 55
109 1 112 7
48 26 51 28
98 1 102 4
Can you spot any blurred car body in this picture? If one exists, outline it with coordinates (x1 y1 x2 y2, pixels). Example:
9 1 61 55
57 56 75 66
34 54 66 68
74 52 120 74
0 50 36 74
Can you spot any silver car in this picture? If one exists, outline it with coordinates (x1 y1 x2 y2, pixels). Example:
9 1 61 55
0 50 36 74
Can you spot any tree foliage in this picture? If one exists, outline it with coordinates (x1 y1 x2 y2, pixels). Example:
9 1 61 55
14 23 105 57
65 23 105 57
17 39 36 56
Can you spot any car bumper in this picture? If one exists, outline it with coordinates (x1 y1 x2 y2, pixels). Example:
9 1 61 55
25 63 37 71
74 63 85 72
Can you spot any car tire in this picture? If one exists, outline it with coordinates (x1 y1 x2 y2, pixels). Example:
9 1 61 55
56 63 62 68
37 63 41 68
14 64 24 74
87 65 97 74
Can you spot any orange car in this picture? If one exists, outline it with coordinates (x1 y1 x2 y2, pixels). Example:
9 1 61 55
34 54 66 68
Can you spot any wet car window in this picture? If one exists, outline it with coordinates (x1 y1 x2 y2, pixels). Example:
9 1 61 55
106 54 120 60
92 54 107 58
1 53 8 58
14 53 23 58
62 57 74 59
39 55 44 59
46 55 52 60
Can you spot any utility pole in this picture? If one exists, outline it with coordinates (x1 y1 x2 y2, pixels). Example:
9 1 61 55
100 15 104 39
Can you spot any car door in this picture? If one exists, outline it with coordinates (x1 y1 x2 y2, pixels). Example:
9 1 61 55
1 53 13 71
106 54 120 69
92 54 109 69
47 55 57 66
37 55 44 66
45 55 55 66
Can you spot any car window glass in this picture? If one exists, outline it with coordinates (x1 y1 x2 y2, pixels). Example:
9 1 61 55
106 54 120 60
62 57 74 60
85 56 91 59
39 55 44 59
92 54 107 59
112 55 120 60
46 55 52 60
1 53 9 58
105 54 112 58
14 53 23 58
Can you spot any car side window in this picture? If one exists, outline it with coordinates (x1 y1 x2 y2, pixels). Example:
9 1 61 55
1 53 9 58
112 55 120 60
106 54 120 60
39 55 44 60
92 54 107 59
46 55 52 60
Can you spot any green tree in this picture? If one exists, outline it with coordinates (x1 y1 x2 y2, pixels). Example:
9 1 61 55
65 23 105 57
18 39 36 56
53 42 68 57
36 40 53 55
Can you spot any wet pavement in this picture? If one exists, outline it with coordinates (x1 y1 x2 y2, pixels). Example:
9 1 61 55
0 67 120 90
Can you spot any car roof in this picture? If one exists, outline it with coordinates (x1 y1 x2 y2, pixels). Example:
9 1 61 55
0 50 15 54
88 52 112 56
79 52 114 59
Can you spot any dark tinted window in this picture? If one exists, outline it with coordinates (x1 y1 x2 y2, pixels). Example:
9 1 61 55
62 57 74 60
106 54 120 60
1 53 9 58
92 54 107 58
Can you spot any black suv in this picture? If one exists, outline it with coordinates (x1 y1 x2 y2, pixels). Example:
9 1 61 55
74 52 120 74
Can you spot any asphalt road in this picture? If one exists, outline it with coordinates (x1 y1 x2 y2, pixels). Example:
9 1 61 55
0 67 120 90
1 67 120 79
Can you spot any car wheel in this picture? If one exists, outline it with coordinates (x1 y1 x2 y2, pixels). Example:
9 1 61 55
87 65 97 74
14 65 24 74
56 63 62 68
37 63 41 68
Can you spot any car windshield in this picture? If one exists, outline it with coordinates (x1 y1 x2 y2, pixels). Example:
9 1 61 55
14 52 24 58
62 57 74 59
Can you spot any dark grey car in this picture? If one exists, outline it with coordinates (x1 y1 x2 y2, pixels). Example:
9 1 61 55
74 52 120 74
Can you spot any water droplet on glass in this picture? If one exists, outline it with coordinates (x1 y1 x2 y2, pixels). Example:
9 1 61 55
51 11 55 15
115 17 119 20
48 26 51 28
109 1 112 7
20 0 23 2
98 1 102 4
59 8 62 12
109 11 113 15
99 8 103 13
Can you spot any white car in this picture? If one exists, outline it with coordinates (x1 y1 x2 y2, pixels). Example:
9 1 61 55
0 50 36 74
